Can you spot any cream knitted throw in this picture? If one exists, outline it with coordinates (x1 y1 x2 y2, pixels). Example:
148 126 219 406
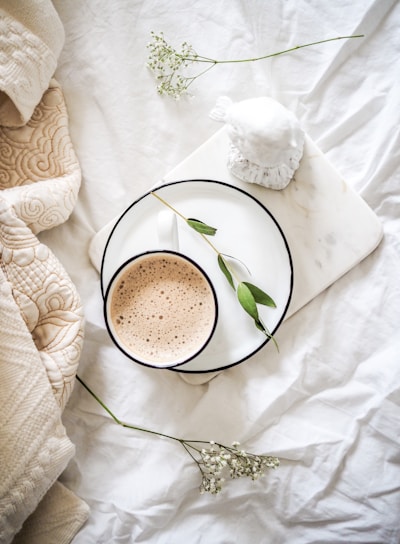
0 2 89 542
0 268 88 544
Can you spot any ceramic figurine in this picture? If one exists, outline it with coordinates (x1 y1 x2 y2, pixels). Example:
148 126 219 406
210 96 304 190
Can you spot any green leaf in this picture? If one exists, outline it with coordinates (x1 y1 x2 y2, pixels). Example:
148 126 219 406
218 254 235 289
254 319 265 332
242 282 276 308
255 318 280 352
220 253 251 276
237 282 259 321
187 218 217 236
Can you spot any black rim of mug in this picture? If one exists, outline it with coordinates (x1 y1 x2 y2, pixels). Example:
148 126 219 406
103 250 219 369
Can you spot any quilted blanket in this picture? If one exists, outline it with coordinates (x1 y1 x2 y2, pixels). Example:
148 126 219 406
0 2 88 542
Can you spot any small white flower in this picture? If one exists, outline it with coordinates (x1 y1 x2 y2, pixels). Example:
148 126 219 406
146 31 201 99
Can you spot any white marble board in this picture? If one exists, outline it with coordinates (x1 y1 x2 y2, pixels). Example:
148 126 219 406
90 127 383 383
161 127 383 320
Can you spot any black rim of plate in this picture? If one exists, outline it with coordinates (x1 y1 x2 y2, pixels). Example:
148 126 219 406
100 179 294 373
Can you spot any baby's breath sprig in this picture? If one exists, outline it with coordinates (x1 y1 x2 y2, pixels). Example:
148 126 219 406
151 191 279 349
198 440 279 494
146 32 364 99
146 31 212 99
77 376 279 495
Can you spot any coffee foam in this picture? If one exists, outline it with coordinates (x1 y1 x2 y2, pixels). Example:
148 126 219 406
109 253 216 366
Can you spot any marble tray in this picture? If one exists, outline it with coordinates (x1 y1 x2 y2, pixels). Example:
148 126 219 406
90 127 383 384
162 129 382 314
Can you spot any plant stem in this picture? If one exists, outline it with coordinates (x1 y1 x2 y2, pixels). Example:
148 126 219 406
151 191 187 222
151 191 278 348
184 63 217 91
200 234 242 284
76 376 280 495
179 35 364 64
151 190 223 256
151 191 241 282
77 375 182 444
77 375 216 449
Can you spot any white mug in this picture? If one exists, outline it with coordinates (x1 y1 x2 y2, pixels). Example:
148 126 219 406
103 212 218 369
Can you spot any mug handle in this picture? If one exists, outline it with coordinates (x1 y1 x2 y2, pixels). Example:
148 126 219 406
157 209 179 251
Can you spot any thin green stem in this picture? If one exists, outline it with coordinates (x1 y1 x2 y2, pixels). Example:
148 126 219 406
179 35 364 65
151 191 188 222
77 375 219 447
151 191 278 348
77 375 182 444
183 63 218 91
76 376 279 494
77 375 122 424
198 231 219 254
258 317 279 352
181 441 204 469
200 235 242 284
151 191 241 283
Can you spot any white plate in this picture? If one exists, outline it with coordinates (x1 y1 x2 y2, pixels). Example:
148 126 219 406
101 180 293 373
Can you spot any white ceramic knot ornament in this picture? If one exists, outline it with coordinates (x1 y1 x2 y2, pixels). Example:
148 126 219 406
210 96 305 190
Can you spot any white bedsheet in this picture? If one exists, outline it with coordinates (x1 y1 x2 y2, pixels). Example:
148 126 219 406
45 1 400 542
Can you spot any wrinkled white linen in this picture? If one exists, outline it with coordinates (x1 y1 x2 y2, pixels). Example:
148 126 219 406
46 0 400 542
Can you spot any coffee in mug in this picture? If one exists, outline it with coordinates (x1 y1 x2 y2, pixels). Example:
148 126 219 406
104 251 218 368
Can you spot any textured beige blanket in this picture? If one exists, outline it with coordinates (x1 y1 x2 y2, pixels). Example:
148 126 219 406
0 2 89 542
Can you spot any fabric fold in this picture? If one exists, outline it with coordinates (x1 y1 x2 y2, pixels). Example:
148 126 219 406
0 2 88 542
0 0 64 127
0 269 76 543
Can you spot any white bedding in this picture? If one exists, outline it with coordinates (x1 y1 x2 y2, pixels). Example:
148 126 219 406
43 1 400 542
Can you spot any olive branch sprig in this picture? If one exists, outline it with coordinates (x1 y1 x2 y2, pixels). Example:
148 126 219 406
77 376 279 495
151 191 279 350
147 32 364 99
